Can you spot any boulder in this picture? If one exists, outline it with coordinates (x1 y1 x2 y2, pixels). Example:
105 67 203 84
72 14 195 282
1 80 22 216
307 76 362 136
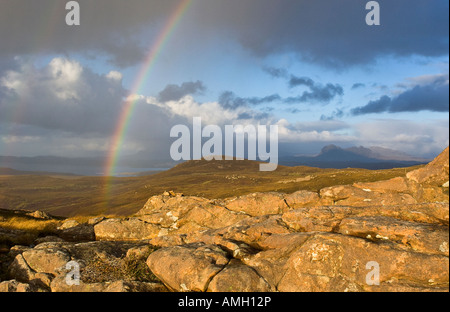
8 253 54 289
50 276 168 292
0 280 33 292
320 184 417 207
146 243 229 292
213 215 292 247
337 216 449 256
59 224 95 242
277 233 449 292
282 207 348 232
26 211 51 220
137 194 249 233
207 260 272 292
284 190 320 208
407 147 449 186
225 192 289 216
22 248 71 276
88 217 106 225
94 218 160 241
58 220 80 230
353 177 409 193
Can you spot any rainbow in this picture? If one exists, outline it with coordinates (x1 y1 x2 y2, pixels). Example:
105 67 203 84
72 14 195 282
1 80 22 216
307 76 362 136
103 0 192 181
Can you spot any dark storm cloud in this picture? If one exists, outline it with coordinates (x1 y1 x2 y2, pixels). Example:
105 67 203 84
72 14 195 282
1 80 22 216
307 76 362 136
190 0 449 68
320 109 345 121
287 76 344 104
0 0 181 67
289 76 315 89
0 58 127 135
218 91 281 110
351 78 449 115
1 1 447 69
351 83 366 90
158 81 206 102
237 111 270 121
218 75 343 109
263 67 289 79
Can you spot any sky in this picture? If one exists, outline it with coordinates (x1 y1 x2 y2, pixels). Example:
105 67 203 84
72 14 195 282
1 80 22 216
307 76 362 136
0 0 448 166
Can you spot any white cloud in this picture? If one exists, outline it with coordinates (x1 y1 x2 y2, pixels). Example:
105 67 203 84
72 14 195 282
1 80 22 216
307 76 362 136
1 135 40 144
353 119 449 157
0 57 126 135
48 58 84 100
106 70 123 81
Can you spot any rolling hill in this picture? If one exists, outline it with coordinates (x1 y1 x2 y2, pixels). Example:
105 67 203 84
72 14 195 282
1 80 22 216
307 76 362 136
279 145 429 169
0 157 424 217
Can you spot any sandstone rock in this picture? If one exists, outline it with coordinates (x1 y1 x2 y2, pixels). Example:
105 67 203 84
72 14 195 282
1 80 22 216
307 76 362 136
58 220 80 230
8 254 37 283
407 147 449 186
88 217 106 225
337 216 449 256
0 280 33 292
50 276 168 292
7 253 54 289
353 177 409 193
282 207 348 233
26 211 51 220
8 245 31 259
50 275 109 292
319 185 375 206
22 248 71 276
369 203 449 225
256 233 310 251
207 260 272 292
94 218 160 241
177 203 249 230
225 192 289 216
138 193 195 217
216 215 292 247
277 233 449 292
104 280 168 292
5 240 164 292
319 183 418 207
146 243 229 292
34 236 66 245
137 194 249 233
148 234 186 248
126 245 154 260
284 190 319 208
59 224 95 242
241 233 312 288
213 237 256 260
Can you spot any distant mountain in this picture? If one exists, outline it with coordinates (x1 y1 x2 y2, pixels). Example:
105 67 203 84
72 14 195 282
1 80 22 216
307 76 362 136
0 155 176 176
0 167 78 176
346 146 430 162
0 145 431 175
279 145 430 169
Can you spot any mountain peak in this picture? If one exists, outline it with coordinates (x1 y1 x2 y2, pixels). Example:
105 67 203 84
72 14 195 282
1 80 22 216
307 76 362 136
320 144 342 154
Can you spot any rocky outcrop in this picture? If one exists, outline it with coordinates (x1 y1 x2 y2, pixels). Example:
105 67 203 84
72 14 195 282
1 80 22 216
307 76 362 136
407 147 449 186
147 243 229 292
1 147 449 292
2 241 168 292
